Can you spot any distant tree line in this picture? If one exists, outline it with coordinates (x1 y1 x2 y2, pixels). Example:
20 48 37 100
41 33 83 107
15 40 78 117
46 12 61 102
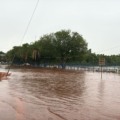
0 51 6 63
1 30 120 68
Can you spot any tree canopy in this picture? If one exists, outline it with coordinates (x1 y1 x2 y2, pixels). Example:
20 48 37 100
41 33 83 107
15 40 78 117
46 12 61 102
5 30 88 67
4 29 120 67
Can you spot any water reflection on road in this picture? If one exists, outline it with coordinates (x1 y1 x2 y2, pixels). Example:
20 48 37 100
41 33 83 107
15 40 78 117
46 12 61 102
0 68 120 120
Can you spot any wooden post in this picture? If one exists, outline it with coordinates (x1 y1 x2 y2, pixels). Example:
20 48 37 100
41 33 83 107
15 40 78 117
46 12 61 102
101 65 102 79
99 56 105 79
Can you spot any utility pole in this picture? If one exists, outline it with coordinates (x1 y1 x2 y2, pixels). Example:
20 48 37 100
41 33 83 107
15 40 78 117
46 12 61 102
99 55 105 79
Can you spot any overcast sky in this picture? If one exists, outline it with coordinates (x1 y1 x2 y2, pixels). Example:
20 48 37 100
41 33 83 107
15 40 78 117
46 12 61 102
0 0 120 55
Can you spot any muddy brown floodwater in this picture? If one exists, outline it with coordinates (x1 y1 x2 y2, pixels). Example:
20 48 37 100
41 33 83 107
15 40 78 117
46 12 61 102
0 68 120 120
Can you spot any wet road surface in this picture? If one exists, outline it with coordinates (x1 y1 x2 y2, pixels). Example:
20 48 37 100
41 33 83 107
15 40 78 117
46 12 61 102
0 68 120 120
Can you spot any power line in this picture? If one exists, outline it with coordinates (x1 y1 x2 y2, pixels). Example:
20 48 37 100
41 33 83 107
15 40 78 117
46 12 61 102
96 45 120 54
20 0 39 45
7 0 39 75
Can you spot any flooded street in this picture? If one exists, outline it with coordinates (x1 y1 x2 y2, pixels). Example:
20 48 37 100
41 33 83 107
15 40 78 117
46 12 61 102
0 68 120 120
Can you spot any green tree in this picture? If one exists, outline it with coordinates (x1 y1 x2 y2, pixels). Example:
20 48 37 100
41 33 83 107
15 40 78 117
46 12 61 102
6 29 89 67
0 51 6 63
34 30 88 68
54 30 88 68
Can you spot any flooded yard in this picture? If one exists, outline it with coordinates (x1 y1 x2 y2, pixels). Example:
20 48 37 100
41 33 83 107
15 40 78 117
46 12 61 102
0 68 120 120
